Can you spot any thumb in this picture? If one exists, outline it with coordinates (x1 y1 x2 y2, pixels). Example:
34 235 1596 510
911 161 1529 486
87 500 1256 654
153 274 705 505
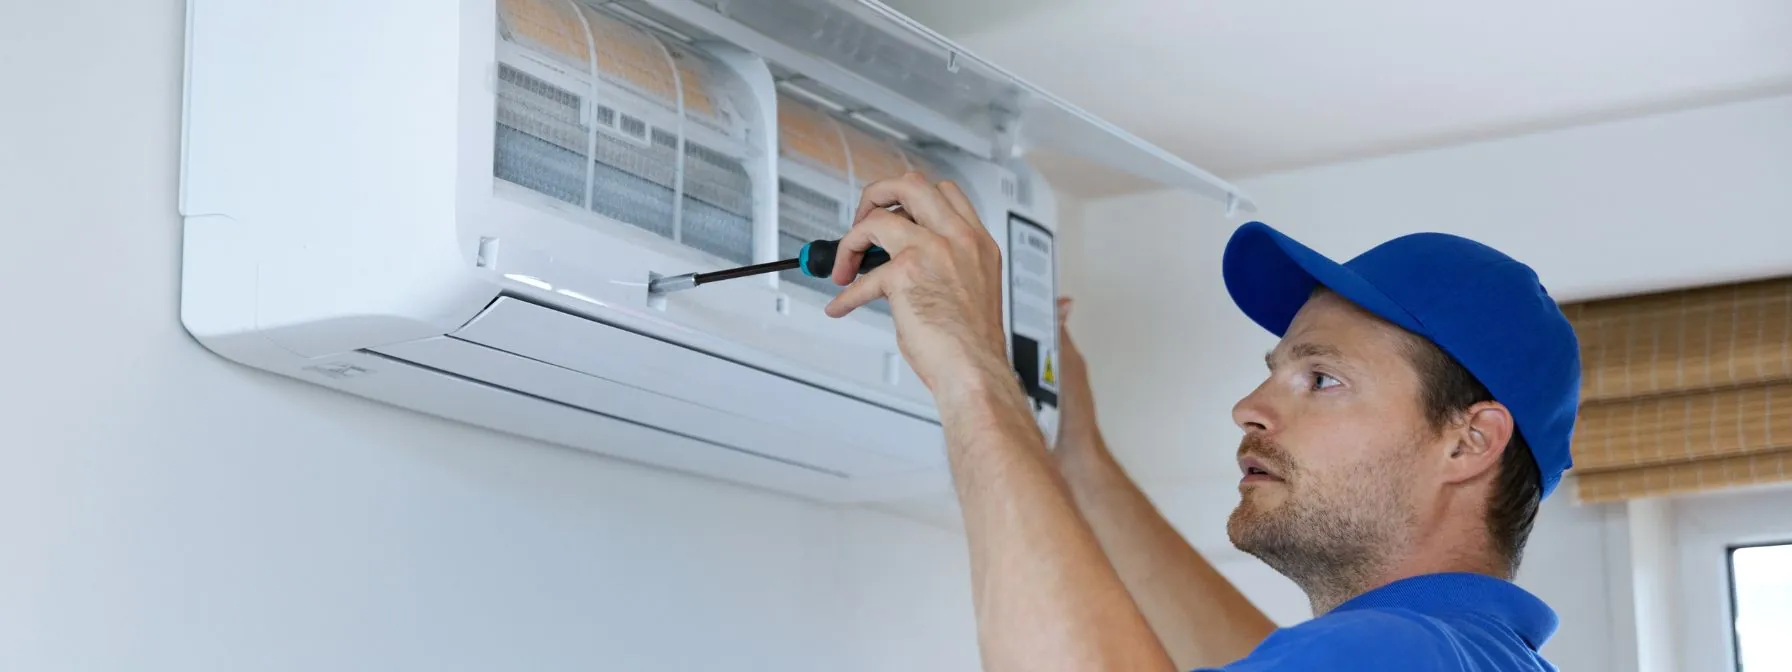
1056 297 1080 351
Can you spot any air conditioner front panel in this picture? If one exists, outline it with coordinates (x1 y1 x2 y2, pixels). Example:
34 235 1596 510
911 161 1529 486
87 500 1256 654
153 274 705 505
312 349 859 501
374 334 931 478
449 297 946 468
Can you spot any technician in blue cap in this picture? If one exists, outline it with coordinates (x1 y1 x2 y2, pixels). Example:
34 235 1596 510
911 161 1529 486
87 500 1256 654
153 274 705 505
823 173 1579 672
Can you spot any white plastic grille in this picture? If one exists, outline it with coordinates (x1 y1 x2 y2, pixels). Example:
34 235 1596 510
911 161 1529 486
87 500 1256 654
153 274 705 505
494 65 588 206
496 0 756 265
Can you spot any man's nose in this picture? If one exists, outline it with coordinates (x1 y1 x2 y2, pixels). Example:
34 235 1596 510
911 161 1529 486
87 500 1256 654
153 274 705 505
1232 383 1277 435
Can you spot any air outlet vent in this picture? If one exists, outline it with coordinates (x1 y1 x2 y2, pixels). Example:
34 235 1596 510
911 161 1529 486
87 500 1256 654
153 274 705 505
619 114 648 140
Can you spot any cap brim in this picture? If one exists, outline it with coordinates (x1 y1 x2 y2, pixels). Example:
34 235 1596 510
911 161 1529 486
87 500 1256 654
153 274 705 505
1223 222 1426 339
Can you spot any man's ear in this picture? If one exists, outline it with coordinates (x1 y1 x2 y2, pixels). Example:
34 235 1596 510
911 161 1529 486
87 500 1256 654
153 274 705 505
1444 401 1514 484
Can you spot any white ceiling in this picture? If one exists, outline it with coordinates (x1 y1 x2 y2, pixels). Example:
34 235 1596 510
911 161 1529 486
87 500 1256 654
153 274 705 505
886 0 1792 195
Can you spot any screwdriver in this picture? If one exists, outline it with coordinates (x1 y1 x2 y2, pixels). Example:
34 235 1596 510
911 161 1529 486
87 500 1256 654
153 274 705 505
647 239 890 294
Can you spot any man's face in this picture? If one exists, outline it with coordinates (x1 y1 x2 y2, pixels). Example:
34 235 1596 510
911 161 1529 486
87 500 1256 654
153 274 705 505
1226 290 1444 583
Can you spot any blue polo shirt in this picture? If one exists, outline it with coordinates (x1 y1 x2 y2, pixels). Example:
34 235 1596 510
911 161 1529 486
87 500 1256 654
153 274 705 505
1197 573 1558 671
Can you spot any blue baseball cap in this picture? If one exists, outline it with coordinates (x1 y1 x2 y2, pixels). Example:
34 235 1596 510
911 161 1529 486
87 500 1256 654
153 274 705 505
1221 221 1581 499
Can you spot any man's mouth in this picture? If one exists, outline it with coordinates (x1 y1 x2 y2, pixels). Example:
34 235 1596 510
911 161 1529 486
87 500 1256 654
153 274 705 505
1238 456 1284 484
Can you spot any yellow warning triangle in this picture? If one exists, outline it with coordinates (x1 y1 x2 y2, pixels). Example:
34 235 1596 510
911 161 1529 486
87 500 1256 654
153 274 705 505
1043 355 1056 385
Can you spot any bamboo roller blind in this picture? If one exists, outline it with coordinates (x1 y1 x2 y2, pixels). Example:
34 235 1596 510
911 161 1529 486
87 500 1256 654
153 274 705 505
1564 276 1792 503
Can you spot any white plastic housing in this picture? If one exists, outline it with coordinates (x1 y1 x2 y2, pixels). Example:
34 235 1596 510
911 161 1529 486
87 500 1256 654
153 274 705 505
179 0 1243 502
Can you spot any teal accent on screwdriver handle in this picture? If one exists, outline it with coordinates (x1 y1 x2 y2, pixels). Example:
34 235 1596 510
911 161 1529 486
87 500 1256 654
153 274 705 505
800 240 891 278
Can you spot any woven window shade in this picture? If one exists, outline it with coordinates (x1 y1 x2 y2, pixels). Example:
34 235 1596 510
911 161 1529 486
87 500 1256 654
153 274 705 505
1564 276 1792 502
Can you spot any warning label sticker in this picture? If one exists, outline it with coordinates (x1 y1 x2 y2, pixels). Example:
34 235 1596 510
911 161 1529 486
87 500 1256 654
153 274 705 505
1008 212 1058 405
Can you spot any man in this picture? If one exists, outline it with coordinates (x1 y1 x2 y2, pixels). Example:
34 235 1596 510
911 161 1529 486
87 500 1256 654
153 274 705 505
824 174 1579 672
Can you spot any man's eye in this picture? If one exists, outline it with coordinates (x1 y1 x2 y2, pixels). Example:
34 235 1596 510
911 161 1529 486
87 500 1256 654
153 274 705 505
1312 372 1342 390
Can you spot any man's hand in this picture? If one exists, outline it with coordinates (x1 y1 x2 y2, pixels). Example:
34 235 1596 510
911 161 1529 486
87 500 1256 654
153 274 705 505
823 173 1011 399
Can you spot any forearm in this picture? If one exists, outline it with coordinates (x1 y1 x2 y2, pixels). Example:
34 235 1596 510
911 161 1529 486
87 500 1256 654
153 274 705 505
1055 428 1278 670
936 358 1175 672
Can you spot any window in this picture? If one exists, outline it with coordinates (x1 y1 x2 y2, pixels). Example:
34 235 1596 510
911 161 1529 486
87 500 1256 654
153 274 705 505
1730 542 1792 671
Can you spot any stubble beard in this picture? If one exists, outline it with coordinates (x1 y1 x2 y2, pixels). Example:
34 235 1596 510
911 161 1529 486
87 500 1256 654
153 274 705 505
1226 435 1418 614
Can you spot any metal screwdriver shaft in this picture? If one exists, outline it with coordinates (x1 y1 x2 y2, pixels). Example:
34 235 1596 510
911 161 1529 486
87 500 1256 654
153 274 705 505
647 240 890 294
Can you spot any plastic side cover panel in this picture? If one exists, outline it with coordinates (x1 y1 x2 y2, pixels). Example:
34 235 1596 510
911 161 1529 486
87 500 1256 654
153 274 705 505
450 297 947 468
636 0 1253 209
314 350 855 501
1017 103 1252 211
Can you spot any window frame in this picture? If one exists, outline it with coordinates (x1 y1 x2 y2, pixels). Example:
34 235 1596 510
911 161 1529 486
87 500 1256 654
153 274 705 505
1726 539 1792 672
1673 487 1792 672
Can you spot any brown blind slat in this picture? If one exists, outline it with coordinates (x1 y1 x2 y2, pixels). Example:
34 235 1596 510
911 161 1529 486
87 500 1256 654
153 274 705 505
1573 447 1792 503
1563 276 1792 503
1570 381 1792 472
1568 277 1792 403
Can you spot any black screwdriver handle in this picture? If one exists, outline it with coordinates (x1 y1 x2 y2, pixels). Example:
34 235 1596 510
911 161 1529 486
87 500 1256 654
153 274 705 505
800 240 890 279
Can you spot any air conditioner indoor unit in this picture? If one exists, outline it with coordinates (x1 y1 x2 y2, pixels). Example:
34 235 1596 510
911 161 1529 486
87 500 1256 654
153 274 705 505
179 0 1253 503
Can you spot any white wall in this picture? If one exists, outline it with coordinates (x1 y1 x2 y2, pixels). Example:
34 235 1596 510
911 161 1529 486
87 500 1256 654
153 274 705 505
1062 92 1792 672
1224 93 1792 305
0 2 980 670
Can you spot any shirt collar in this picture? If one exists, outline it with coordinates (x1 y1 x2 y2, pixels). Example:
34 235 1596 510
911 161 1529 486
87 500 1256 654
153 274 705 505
1330 572 1558 648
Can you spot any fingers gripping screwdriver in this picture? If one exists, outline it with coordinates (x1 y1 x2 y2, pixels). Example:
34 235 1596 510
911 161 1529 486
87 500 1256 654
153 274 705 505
647 240 889 294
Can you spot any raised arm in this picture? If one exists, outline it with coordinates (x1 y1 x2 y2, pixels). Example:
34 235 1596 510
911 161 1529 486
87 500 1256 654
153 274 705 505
1052 298 1279 670
823 175 1175 672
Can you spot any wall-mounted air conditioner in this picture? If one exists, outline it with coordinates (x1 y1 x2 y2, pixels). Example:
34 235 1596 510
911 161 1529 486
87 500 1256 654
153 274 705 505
179 0 1252 502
